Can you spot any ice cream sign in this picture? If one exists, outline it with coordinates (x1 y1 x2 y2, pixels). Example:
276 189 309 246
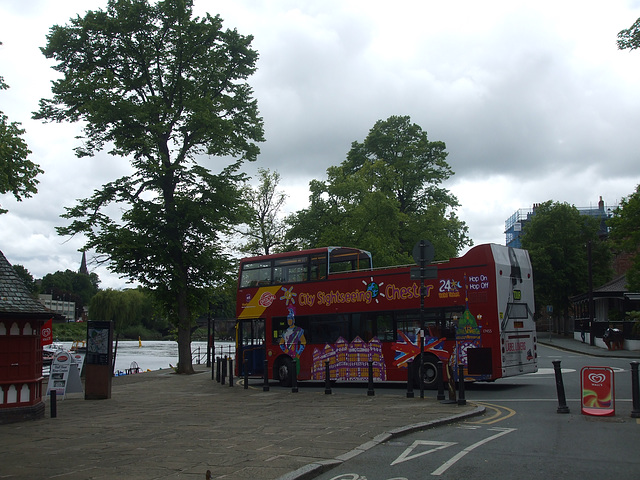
581 366 615 416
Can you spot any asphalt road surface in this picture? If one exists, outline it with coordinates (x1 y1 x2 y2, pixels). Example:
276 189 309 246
313 344 640 480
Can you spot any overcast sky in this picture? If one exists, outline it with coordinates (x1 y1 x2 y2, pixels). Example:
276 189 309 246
1 0 640 289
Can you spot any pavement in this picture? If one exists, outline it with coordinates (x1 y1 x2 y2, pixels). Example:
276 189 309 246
2 333 637 480
537 331 640 360
1 365 482 480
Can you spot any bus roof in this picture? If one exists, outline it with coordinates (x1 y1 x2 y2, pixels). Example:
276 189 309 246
239 246 373 264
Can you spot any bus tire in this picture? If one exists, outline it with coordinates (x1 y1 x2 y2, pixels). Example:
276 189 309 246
275 356 294 387
415 354 441 390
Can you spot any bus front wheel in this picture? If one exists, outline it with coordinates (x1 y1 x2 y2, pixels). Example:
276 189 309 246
275 356 294 387
415 355 441 390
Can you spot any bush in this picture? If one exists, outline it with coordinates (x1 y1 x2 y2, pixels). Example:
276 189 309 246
52 322 87 341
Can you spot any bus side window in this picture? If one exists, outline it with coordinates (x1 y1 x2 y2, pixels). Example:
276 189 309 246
350 313 374 342
396 313 420 343
310 254 327 281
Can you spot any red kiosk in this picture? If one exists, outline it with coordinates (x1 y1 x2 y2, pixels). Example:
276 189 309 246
0 251 51 424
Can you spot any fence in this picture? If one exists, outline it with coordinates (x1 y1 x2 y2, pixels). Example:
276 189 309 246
191 344 235 365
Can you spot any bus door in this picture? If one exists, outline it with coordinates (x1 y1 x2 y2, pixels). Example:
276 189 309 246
237 318 265 376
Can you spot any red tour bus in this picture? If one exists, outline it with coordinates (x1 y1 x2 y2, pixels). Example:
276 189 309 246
235 243 537 387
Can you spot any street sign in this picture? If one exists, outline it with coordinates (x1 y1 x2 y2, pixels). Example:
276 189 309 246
412 239 434 266
581 366 615 416
410 266 438 279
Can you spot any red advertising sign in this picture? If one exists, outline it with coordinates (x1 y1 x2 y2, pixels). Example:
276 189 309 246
581 366 615 416
41 318 53 346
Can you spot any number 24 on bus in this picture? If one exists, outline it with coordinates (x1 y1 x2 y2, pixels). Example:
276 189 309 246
235 243 537 388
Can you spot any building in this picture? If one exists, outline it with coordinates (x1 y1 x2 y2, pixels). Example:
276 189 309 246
0 250 51 423
505 196 616 248
37 294 76 322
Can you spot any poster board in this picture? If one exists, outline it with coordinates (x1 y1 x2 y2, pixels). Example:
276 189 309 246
581 366 615 416
46 350 83 399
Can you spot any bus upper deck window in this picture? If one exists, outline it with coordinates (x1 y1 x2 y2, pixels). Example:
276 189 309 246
240 261 271 288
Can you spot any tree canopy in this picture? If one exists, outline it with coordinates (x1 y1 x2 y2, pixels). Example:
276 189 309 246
35 0 264 373
618 17 640 51
0 42 43 214
521 201 611 323
608 184 640 292
285 115 470 265
237 168 287 256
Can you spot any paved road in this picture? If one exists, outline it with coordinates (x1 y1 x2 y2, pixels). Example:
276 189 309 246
312 343 640 480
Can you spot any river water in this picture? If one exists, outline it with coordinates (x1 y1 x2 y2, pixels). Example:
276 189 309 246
51 340 235 373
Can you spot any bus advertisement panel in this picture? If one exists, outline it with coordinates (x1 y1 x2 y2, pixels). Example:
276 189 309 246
235 244 537 388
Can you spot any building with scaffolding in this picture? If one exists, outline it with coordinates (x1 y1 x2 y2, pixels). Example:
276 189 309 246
504 196 616 248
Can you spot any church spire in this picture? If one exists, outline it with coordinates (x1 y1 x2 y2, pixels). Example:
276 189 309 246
79 251 89 275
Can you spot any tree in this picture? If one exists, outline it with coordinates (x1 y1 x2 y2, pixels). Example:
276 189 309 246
237 168 287 255
0 42 43 214
40 269 100 318
608 184 640 292
521 201 611 331
285 115 471 265
89 288 162 338
12 264 37 294
34 0 264 373
618 18 640 51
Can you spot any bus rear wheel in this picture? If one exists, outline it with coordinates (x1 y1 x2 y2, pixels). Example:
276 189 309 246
275 356 294 387
414 355 441 390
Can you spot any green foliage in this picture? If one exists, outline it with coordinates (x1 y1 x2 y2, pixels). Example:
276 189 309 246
618 18 640 51
52 322 86 341
89 288 165 337
608 184 640 292
12 264 37 294
237 168 287 255
35 0 264 373
0 41 43 214
285 115 471 265
41 269 99 307
521 201 612 319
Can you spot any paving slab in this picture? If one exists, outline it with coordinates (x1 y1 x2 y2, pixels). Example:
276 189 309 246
0 367 481 479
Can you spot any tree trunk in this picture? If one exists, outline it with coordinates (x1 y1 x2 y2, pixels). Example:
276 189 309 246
176 289 194 374
176 322 194 374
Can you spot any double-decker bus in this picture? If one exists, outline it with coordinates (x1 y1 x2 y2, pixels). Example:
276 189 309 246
235 243 537 388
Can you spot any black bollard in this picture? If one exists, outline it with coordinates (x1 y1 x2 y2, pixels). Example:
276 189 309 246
437 361 446 401
553 360 570 413
291 359 298 393
406 360 414 398
228 358 233 387
457 364 466 406
221 355 227 385
50 390 57 418
631 361 640 418
324 361 332 395
216 356 221 383
263 359 270 392
244 358 249 390
367 361 375 396
211 356 215 381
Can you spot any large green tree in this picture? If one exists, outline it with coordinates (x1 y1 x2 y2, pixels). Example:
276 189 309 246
608 185 640 292
237 168 287 255
41 269 101 318
521 201 611 330
285 115 470 265
34 0 264 373
0 42 43 214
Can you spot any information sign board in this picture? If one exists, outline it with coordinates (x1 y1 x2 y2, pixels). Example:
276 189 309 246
581 366 615 416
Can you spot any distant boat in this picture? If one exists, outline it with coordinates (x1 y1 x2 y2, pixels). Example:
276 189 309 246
70 340 87 353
